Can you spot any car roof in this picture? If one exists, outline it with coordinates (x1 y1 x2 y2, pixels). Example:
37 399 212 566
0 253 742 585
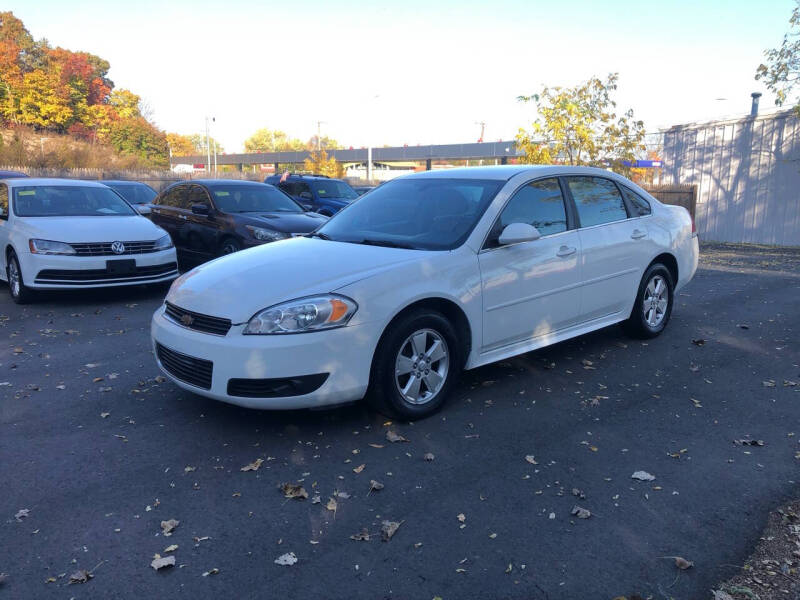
183 179 267 186
101 180 152 186
404 165 622 181
0 170 28 178
6 178 111 188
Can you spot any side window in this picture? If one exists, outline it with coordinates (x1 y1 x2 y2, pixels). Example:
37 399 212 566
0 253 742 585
296 183 312 198
170 185 191 210
278 182 296 196
0 183 8 218
567 177 628 228
486 178 568 248
187 185 210 208
621 186 651 217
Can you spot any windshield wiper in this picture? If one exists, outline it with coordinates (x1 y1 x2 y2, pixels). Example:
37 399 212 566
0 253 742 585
353 238 417 249
307 231 332 240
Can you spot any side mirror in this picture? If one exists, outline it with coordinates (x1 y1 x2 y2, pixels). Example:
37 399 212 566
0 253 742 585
498 223 541 246
299 191 313 200
191 203 209 215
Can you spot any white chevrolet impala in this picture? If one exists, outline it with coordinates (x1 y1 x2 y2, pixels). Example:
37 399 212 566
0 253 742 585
151 166 698 419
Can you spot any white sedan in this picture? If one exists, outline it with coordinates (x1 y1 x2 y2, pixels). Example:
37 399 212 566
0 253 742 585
151 166 698 419
0 178 178 303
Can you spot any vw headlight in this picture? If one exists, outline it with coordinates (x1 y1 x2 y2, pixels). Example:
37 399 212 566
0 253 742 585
243 295 357 335
246 226 287 242
29 239 76 255
153 233 173 251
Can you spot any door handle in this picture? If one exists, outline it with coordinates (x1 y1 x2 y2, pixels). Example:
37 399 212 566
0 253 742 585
631 229 647 239
556 245 576 257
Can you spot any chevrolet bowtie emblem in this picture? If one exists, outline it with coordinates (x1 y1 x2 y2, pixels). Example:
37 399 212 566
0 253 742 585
180 313 194 326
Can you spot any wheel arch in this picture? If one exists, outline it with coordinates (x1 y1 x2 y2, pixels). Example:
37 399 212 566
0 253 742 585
649 252 678 286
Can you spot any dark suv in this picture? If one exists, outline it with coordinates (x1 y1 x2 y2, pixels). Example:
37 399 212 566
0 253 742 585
149 180 328 258
264 174 359 216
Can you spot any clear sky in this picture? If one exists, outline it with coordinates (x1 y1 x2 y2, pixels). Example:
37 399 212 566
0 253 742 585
9 0 794 152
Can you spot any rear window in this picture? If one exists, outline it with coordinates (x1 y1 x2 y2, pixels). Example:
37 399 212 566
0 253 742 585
13 185 137 217
313 180 358 200
106 183 157 205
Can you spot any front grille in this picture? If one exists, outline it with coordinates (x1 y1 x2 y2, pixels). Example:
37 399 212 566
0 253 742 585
227 373 329 398
156 343 213 390
71 241 160 256
35 262 177 284
164 302 232 336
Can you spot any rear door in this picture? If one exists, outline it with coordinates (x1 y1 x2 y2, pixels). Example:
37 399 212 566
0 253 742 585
565 176 653 323
478 177 582 351
152 185 191 251
184 185 218 256
0 183 9 274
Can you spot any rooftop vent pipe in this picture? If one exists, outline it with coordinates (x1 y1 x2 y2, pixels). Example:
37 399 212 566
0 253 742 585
750 92 762 117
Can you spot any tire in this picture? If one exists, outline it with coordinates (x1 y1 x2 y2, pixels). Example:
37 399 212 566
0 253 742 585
366 309 463 420
218 237 242 257
623 263 674 339
6 251 34 304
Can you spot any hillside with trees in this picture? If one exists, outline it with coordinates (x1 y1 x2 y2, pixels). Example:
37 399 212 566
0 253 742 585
0 11 168 168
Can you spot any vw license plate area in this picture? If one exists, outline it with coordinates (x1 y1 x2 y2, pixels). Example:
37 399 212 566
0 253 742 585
106 259 136 275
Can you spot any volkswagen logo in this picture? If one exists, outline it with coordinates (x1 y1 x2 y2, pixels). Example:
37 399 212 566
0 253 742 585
180 313 195 326
110 241 126 255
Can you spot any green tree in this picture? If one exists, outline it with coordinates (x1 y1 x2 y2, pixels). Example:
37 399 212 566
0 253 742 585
244 127 304 153
188 133 224 155
108 117 169 167
516 73 645 174
306 134 341 151
756 1 800 113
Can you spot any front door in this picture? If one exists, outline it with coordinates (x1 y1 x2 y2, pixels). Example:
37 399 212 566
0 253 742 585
478 178 582 352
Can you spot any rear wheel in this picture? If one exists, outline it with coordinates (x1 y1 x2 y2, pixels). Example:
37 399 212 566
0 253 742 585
7 251 34 304
367 309 462 420
623 263 674 339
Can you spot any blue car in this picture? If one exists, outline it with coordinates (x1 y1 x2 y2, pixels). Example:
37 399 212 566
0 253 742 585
265 174 358 216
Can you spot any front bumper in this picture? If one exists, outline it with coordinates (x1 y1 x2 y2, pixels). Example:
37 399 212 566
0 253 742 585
19 248 179 289
150 305 379 409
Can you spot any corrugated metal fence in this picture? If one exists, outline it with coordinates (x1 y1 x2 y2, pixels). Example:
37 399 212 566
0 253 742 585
660 109 800 246
643 184 697 219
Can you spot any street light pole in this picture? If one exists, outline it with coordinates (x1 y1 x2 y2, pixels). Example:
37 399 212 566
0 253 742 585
205 117 211 174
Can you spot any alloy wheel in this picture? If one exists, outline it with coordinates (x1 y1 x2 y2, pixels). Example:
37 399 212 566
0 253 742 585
643 274 668 327
394 328 450 405
8 257 20 298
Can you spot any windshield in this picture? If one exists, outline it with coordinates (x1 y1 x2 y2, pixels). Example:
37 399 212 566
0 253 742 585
316 178 503 250
313 180 358 200
106 183 156 205
13 185 137 217
210 184 304 213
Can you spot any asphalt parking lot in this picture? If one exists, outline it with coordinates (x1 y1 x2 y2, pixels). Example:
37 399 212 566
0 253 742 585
1 243 799 600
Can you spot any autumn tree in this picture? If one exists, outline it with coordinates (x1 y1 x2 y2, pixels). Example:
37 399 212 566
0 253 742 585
166 133 195 156
188 133 224 155
756 1 800 114
303 149 344 178
244 127 304 153
108 117 169 168
516 73 646 174
306 134 341 151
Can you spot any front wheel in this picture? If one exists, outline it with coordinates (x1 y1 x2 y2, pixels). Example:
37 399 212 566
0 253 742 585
623 263 674 339
7 251 34 304
218 237 242 256
367 309 463 420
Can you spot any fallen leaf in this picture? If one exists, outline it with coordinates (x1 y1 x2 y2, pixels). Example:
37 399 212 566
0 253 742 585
163 544 178 553
326 498 337 512
150 554 175 571
100 412 110 418
674 556 693 570
202 568 219 576
240 458 264 472
505 563 513 573
423 452 435 461
524 455 538 465
350 528 370 541
0 573 7 585
734 439 765 446
368 443 384 449
68 569 93 584
14 508 29 521
353 464 365 474
184 466 196 473
311 494 321 504
738 324 749 329
274 552 297 566
386 430 409 443
279 483 308 499
571 505 591 519
691 338 706 346
457 513 466 523
160 519 179 536
369 479 384 492
711 591 734 600
762 380 776 388
572 488 586 500
631 471 656 482
381 520 402 541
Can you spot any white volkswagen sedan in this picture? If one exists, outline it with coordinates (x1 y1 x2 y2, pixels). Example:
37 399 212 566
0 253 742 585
0 178 178 303
151 166 698 419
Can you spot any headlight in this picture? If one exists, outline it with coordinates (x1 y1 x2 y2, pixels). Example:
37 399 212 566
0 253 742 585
243 294 357 335
153 233 173 251
29 239 76 255
246 226 287 242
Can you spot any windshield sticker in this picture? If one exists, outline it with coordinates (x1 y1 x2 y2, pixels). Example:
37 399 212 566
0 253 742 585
214 191 230 196
18 190 35 196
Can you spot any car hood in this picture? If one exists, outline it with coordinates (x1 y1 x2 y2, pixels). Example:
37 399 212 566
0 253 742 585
234 211 328 233
17 215 166 243
166 236 429 322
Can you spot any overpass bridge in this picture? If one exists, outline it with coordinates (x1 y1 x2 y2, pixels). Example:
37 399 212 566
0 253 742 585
170 140 522 171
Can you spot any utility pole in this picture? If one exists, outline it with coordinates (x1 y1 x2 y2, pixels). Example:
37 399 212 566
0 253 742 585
315 120 326 151
205 117 211 174
475 121 486 143
213 139 217 174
